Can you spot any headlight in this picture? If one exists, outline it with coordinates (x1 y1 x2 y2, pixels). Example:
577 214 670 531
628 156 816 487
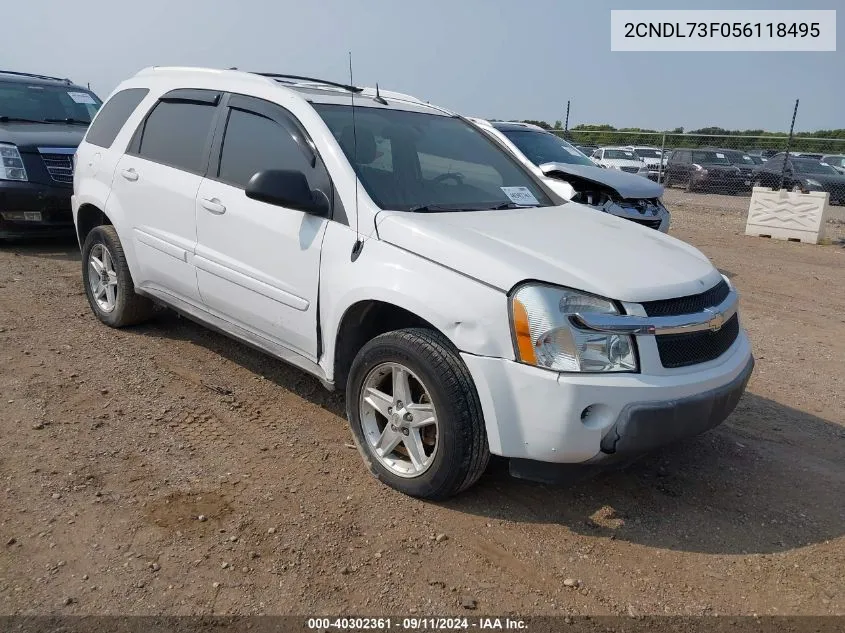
805 178 822 188
0 143 28 181
510 283 638 373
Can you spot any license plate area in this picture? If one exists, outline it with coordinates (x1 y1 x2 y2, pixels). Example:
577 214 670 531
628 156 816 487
1 211 43 222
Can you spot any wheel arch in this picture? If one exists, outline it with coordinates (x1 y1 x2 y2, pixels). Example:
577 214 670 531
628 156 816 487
76 203 113 248
332 299 448 389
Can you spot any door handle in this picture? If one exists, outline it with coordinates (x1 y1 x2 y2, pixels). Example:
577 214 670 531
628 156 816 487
121 168 139 182
200 197 226 215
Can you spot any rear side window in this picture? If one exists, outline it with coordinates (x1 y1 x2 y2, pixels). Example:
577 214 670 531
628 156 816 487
135 100 217 174
84 88 148 148
217 108 330 194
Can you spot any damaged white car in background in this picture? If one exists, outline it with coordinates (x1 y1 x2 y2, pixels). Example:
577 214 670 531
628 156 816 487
470 120 670 232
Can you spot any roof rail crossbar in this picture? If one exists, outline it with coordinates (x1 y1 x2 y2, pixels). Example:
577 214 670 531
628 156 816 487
252 72 363 93
0 70 72 84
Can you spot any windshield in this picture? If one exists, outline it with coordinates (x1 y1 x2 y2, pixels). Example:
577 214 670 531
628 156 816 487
632 148 662 158
794 159 838 175
313 104 554 212
604 149 639 160
0 81 101 123
501 130 594 167
823 156 845 168
692 151 731 165
724 151 756 165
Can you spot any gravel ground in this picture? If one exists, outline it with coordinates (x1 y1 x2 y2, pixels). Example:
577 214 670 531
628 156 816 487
0 192 843 617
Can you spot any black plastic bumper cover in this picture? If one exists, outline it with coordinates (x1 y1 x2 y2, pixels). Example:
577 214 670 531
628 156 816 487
0 180 74 238
509 356 755 484
599 356 754 456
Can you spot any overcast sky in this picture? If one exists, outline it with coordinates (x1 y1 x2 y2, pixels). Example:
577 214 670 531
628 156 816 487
6 0 841 132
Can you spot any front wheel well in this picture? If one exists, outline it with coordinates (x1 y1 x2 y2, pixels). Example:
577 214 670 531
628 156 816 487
76 204 112 247
333 301 447 387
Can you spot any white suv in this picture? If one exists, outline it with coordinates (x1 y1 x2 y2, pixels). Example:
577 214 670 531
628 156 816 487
73 67 754 498
591 147 650 176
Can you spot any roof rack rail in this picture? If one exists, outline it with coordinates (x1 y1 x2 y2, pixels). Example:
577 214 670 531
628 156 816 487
252 72 363 93
0 69 73 84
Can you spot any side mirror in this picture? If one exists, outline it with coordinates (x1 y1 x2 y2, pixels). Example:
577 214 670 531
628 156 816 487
245 169 329 216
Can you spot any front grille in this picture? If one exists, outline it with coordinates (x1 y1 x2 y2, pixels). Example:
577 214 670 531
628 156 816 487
620 166 640 173
642 279 730 317
40 153 74 184
656 314 740 368
628 217 662 230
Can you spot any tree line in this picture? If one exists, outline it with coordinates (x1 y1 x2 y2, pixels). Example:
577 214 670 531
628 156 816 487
519 121 845 154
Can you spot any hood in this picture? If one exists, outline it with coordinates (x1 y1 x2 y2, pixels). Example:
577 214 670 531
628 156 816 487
803 172 845 185
602 159 643 168
540 162 664 199
376 204 721 301
0 122 87 151
700 162 740 172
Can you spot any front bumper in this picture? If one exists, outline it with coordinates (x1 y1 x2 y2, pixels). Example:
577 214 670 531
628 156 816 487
0 180 75 238
462 329 753 468
693 173 750 191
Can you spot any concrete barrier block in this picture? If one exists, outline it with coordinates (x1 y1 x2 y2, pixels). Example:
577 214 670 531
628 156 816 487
745 188 830 244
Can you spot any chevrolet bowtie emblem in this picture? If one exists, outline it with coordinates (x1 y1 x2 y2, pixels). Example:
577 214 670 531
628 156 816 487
706 309 725 332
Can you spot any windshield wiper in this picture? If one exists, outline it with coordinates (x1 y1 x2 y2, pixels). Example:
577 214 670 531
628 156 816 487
0 115 44 123
43 117 91 125
409 204 469 213
409 202 539 213
484 202 538 210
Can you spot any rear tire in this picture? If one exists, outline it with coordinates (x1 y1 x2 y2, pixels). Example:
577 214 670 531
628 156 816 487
346 328 490 499
81 225 155 328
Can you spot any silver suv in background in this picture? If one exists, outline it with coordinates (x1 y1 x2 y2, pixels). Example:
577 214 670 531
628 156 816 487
622 146 666 181
590 147 649 177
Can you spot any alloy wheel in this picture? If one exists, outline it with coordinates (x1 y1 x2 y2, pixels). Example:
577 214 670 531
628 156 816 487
359 362 439 478
88 243 119 312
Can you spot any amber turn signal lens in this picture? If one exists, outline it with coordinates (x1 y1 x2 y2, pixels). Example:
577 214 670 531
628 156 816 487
512 298 537 364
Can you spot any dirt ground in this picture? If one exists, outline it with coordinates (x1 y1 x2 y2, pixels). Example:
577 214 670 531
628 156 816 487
1 192 843 617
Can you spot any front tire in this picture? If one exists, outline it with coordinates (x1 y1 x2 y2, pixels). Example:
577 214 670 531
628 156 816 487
346 328 489 499
81 225 155 328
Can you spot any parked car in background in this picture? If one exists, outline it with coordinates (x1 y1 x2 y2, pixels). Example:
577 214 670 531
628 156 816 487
746 154 766 165
590 147 649 177
574 143 597 156
0 70 101 241
664 148 748 193
710 148 757 181
794 152 823 160
622 146 666 180
752 153 845 204
470 119 670 231
73 67 753 498
821 154 845 175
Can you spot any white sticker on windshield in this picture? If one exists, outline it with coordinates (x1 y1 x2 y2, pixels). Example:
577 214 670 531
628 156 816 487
716 152 726 158
501 186 539 206
67 91 96 105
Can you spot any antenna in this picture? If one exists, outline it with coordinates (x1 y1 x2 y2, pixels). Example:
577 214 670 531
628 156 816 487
349 52 363 259
373 83 387 106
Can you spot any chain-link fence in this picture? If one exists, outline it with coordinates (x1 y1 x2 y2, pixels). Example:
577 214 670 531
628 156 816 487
553 129 845 202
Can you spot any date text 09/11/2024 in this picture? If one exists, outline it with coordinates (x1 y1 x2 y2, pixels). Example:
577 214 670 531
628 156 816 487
306 617 528 630
624 22 821 38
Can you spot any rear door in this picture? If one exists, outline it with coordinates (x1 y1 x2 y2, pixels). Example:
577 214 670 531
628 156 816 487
193 94 331 360
676 150 692 181
110 89 221 305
